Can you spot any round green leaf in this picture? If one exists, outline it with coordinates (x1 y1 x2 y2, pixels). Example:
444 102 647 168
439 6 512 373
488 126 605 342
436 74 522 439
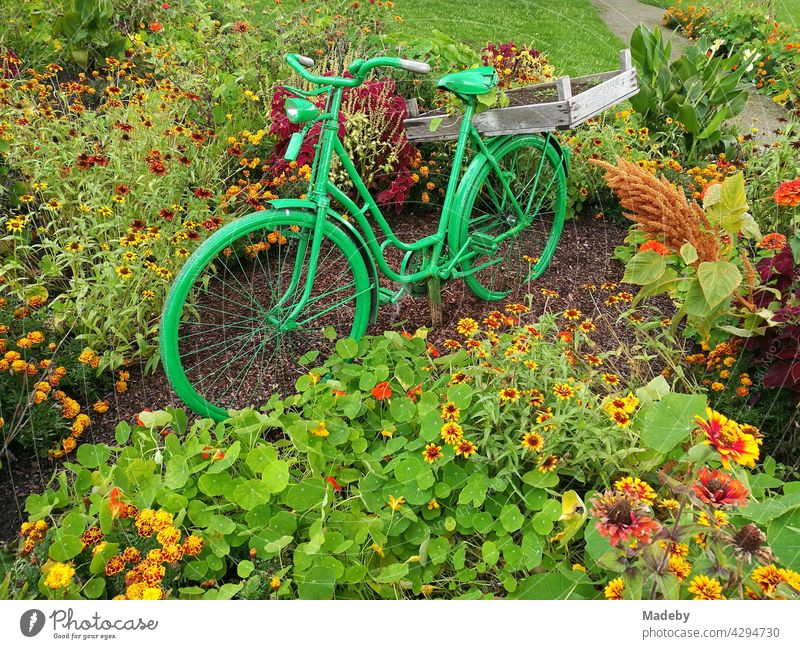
76 443 111 468
297 565 336 600
49 534 83 561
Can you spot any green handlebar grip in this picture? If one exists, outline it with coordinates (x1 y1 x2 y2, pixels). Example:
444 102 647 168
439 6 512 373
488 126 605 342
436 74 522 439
284 132 304 162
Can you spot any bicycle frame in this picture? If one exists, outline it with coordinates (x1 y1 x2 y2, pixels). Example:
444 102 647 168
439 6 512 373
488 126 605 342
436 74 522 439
279 83 557 324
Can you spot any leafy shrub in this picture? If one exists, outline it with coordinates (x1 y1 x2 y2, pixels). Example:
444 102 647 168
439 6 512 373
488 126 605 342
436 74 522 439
664 0 800 108
630 25 752 159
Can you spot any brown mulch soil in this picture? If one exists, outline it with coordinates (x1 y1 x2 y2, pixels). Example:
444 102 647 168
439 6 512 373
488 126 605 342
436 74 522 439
0 214 671 542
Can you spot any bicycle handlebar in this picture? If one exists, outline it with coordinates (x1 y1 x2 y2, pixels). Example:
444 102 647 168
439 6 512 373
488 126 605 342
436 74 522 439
285 53 430 88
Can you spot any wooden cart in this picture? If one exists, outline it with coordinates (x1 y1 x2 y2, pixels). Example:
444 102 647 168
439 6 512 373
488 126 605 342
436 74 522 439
403 49 637 143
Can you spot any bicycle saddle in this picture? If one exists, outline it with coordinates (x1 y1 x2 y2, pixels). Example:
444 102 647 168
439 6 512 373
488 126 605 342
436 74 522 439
437 66 498 99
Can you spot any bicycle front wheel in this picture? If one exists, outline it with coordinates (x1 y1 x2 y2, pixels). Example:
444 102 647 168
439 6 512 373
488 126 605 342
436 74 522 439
160 210 373 420
450 134 567 301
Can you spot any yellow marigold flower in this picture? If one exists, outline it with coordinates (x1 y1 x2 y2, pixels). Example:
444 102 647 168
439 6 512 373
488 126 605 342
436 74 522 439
44 562 75 590
498 387 520 404
440 421 463 445
156 525 181 547
270 576 281 590
126 582 147 600
93 400 109 413
688 575 725 600
141 586 164 600
604 577 624 600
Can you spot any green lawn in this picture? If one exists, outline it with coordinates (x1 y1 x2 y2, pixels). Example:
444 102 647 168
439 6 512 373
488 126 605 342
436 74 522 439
392 0 624 75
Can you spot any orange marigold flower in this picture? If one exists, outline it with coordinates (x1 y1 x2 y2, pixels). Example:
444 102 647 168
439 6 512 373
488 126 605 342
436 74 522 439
422 443 443 464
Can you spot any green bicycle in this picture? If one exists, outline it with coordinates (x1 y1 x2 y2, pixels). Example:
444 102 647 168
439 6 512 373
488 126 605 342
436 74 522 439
160 53 568 420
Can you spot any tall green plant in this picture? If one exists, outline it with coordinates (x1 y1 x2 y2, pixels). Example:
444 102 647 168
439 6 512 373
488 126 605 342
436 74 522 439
629 25 751 160
52 0 127 67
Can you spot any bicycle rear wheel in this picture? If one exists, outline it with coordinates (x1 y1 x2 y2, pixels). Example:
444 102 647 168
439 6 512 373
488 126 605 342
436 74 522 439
160 210 372 420
450 134 567 301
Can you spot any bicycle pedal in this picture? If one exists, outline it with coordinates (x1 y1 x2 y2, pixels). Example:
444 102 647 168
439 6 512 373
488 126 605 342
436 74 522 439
470 231 498 256
377 286 401 305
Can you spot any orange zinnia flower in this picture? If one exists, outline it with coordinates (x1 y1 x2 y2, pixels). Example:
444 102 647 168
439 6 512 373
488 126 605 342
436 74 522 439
639 240 670 255
590 490 661 547
773 179 800 207
692 467 749 507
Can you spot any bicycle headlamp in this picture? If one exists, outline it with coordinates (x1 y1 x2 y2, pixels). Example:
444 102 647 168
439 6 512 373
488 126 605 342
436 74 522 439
284 97 319 124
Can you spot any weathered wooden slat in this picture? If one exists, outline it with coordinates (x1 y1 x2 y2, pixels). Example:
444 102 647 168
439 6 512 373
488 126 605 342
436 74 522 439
403 48 637 142
569 67 638 126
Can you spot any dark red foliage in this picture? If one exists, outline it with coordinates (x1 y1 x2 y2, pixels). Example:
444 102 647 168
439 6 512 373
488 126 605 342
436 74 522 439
266 77 418 212
747 245 800 395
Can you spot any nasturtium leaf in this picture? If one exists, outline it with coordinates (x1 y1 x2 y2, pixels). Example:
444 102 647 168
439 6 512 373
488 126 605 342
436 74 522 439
427 536 450 565
641 392 707 454
297 565 336 600
61 512 87 537
768 508 800 571
284 479 326 511
237 560 255 578
510 567 594 600
48 534 83 561
531 511 554 535
521 531 544 570
206 441 240 474
198 472 230 497
208 514 236 535
500 504 524 532
165 456 189 489
335 338 359 359
376 562 409 583
389 397 416 423
447 383 473 409
246 446 277 474
482 541 499 566
76 443 111 468
521 470 559 489
83 577 106 599
261 458 290 494
233 479 271 510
